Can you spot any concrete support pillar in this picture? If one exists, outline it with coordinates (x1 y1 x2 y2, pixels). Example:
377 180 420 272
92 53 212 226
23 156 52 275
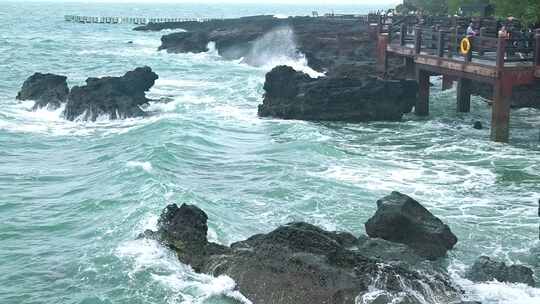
490 79 512 142
404 57 415 79
456 78 472 112
442 75 454 90
376 34 389 75
416 69 430 116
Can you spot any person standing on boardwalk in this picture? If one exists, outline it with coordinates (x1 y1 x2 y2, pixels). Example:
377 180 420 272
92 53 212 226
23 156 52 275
466 22 477 37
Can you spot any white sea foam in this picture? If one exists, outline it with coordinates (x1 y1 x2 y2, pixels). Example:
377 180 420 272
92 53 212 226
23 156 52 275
448 259 540 304
246 27 324 78
0 99 166 137
126 161 153 173
115 216 252 304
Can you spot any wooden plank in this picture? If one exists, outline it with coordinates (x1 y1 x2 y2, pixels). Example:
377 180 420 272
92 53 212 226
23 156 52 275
415 55 498 80
387 44 416 57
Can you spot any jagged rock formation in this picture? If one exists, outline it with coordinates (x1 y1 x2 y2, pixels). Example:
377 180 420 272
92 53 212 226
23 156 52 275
16 73 69 110
257 65 418 122
140 15 375 75
65 67 158 121
465 256 535 286
365 191 458 260
142 197 474 304
17 67 159 121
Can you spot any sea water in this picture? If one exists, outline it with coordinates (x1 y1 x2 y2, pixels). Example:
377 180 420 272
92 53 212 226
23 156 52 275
0 1 539 304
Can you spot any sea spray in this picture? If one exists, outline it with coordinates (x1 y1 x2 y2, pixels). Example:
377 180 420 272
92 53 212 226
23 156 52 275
242 26 324 77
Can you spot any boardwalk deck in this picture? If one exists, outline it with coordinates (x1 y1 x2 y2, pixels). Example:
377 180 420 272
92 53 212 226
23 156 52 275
376 20 540 143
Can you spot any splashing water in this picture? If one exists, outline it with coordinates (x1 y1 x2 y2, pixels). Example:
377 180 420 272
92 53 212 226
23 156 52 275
0 2 539 304
243 26 324 78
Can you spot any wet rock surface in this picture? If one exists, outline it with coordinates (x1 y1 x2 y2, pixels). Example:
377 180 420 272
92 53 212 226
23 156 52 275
144 16 375 75
64 67 158 121
143 199 471 304
365 191 458 260
472 80 540 109
257 65 418 122
16 73 69 110
465 256 535 286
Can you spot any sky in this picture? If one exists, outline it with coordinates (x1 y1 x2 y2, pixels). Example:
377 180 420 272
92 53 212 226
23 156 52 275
20 0 401 5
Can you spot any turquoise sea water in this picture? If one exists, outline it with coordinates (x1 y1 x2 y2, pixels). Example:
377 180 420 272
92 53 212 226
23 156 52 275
1 1 540 304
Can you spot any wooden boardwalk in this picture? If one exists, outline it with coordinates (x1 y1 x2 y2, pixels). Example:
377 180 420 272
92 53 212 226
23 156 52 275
373 16 540 142
64 15 218 25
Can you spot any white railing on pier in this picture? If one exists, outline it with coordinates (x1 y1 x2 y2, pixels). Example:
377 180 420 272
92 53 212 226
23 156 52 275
64 15 217 25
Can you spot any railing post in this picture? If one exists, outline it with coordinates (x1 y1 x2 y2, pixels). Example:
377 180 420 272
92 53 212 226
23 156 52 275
414 26 422 54
496 37 506 70
478 27 487 56
448 27 455 58
431 25 437 50
535 29 540 67
437 30 445 57
400 23 406 46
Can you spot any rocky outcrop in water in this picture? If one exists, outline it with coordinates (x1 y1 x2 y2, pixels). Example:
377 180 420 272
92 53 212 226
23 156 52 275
257 65 418 122
465 256 535 286
64 67 158 121
16 73 69 110
142 198 473 304
142 16 375 75
365 191 458 260
17 67 159 121
472 80 540 109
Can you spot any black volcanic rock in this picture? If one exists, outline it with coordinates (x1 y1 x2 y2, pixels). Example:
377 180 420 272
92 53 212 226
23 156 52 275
150 16 374 74
144 202 468 304
466 256 535 286
64 67 158 121
159 31 210 53
365 191 458 260
16 73 69 110
472 80 540 109
257 65 418 122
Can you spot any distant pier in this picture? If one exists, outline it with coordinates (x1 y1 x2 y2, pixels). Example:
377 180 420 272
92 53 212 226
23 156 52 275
64 15 218 25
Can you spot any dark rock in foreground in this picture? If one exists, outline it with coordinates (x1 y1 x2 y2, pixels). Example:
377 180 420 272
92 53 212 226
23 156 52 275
16 73 69 110
143 202 469 304
64 67 158 121
365 191 458 260
257 65 417 122
465 256 535 286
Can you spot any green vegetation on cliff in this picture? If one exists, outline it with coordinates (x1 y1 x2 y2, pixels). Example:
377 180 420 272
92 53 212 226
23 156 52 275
398 0 540 26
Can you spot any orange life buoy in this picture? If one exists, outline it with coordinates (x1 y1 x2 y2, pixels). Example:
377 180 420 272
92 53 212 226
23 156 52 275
460 37 471 55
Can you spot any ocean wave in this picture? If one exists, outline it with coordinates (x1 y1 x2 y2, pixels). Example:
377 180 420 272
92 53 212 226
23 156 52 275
126 161 153 173
115 217 252 304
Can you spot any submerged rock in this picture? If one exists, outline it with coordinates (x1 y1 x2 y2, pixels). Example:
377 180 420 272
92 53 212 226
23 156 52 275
64 67 158 121
16 73 69 110
473 121 483 130
465 256 535 286
257 65 418 122
365 191 458 260
144 201 468 304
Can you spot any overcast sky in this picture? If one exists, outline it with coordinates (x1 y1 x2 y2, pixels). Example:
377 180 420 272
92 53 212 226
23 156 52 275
20 0 400 5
